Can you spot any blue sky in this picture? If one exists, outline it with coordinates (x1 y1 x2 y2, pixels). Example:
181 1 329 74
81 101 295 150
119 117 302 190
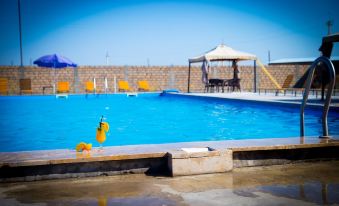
0 0 338 66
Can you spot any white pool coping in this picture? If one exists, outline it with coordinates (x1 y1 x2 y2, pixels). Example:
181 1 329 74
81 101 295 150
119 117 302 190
173 92 339 108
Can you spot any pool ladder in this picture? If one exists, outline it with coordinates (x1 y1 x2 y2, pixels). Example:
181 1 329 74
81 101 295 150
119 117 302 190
300 56 336 138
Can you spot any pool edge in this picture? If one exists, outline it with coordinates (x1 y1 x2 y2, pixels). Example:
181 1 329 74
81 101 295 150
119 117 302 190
1 137 339 182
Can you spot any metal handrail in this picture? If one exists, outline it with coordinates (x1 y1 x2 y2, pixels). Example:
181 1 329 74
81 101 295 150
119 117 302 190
300 56 336 138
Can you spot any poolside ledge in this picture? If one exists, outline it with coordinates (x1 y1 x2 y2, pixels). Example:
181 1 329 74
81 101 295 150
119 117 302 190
168 148 233 176
0 137 339 182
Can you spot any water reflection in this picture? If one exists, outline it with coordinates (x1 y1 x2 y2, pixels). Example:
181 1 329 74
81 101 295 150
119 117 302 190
98 196 107 206
95 196 177 206
75 151 91 158
233 182 339 205
298 136 339 144
2 162 339 206
300 136 305 144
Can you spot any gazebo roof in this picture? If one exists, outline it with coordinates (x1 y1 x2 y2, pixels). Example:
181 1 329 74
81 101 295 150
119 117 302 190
189 44 257 63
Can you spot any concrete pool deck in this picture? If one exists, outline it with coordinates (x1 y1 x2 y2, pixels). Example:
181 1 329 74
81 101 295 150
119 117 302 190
0 91 338 181
1 161 339 206
172 92 339 108
0 137 339 167
1 136 339 182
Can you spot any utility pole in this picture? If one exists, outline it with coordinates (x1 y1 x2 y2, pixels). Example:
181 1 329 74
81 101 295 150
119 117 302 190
105 51 110 65
147 58 150 67
18 0 23 67
268 50 271 64
326 18 333 35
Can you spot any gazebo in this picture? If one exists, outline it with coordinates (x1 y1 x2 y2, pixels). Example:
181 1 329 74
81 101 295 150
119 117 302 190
187 44 257 93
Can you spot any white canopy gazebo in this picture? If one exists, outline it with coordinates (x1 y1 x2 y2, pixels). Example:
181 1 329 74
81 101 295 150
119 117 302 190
187 44 257 92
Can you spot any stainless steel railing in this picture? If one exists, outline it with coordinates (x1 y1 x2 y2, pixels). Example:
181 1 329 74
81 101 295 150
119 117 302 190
300 56 336 138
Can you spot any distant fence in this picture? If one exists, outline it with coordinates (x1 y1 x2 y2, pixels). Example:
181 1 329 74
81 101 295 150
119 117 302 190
0 64 309 95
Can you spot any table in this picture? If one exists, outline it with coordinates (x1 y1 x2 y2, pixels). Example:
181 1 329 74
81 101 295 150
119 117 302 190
205 78 241 93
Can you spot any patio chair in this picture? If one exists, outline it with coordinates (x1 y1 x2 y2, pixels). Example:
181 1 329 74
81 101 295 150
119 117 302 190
57 81 70 93
138 80 152 91
85 81 95 93
206 79 224 93
19 78 33 94
0 78 8 95
227 78 241 92
204 81 212 93
118 80 131 92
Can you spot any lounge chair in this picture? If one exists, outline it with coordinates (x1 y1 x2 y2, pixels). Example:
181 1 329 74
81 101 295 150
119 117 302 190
138 80 152 91
85 81 95 93
275 74 294 95
259 74 300 96
0 78 8 95
19 79 33 94
118 80 130 92
57 81 70 93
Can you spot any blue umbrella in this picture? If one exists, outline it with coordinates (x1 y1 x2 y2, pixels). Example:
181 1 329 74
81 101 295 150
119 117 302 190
34 54 77 94
33 54 77 68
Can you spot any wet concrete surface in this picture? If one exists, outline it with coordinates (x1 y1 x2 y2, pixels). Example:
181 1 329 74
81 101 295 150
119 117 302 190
0 161 339 206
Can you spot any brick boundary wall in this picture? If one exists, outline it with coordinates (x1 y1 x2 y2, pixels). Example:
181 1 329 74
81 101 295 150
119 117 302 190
0 64 309 95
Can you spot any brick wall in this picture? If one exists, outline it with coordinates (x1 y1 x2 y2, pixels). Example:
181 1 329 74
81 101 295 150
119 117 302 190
0 64 309 95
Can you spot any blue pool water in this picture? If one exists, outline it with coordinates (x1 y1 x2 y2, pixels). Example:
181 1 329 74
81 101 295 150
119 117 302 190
0 93 338 152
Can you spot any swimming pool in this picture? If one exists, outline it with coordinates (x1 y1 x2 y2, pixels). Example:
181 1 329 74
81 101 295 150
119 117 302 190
0 93 338 152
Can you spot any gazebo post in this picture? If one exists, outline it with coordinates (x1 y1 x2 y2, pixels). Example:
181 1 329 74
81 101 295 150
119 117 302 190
187 62 191 93
254 60 257 93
